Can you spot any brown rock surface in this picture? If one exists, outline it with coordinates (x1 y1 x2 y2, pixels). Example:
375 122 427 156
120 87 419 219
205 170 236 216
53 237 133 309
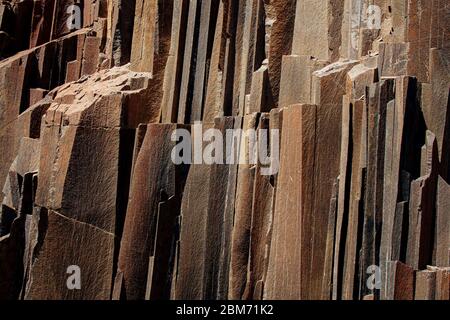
0 0 449 301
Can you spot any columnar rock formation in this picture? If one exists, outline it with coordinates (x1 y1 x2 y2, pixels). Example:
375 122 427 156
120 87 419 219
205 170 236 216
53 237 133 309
0 0 449 300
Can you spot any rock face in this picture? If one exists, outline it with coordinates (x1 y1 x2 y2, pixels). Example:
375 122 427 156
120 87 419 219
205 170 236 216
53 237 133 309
0 0 449 300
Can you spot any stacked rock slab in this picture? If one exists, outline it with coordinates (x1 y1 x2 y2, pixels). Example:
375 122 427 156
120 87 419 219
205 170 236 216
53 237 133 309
0 0 449 300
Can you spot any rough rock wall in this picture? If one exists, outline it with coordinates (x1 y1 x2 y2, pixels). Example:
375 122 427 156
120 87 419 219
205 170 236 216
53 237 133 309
0 0 449 300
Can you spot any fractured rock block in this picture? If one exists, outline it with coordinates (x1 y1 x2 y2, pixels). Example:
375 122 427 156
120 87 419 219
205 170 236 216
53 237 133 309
114 123 187 300
265 101 342 300
24 209 115 300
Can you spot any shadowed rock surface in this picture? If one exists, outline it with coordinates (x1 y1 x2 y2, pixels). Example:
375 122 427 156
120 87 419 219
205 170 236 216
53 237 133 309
0 0 449 300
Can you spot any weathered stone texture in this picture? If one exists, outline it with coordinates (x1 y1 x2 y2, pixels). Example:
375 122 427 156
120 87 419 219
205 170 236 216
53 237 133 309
0 0 449 301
